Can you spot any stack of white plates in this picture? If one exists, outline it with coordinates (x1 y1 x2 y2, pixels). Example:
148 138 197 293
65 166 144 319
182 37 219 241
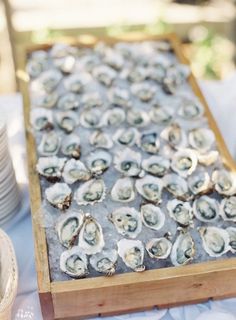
0 120 21 224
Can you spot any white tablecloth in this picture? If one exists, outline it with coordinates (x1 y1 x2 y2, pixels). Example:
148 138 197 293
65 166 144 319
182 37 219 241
2 72 236 320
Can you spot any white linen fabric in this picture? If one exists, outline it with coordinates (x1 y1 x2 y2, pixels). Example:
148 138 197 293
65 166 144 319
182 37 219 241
1 72 236 320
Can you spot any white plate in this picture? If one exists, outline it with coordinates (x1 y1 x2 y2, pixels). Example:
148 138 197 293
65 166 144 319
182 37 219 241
0 181 18 202
0 195 21 217
0 187 20 209
0 162 14 181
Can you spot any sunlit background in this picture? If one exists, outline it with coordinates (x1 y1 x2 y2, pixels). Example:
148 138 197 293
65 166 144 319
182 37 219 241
1 0 236 93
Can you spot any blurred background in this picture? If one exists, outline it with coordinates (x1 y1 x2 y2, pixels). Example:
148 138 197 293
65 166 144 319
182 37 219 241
1 0 236 93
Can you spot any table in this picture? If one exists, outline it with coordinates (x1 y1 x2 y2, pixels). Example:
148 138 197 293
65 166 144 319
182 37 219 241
2 73 236 320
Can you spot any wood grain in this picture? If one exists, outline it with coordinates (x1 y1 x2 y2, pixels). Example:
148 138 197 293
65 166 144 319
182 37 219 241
18 33 236 320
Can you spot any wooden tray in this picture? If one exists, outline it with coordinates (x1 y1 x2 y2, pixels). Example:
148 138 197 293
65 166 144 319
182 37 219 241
18 33 236 320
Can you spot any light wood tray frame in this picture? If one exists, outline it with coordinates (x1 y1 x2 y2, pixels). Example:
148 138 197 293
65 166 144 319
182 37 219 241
18 33 236 320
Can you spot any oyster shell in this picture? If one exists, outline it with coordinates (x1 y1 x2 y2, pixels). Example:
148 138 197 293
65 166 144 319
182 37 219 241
30 108 53 131
160 123 188 149
81 92 103 109
140 203 165 231
64 73 90 93
164 173 189 199
37 69 62 93
108 207 142 239
80 108 104 129
146 237 172 259
86 149 112 175
56 211 84 248
55 111 79 133
78 213 105 255
111 177 135 203
108 87 130 108
50 43 77 59
93 65 117 86
189 128 215 153
171 148 198 177
103 108 126 127
226 227 236 253
74 178 106 205
212 169 236 196
62 159 91 184
104 48 124 70
113 127 139 147
193 196 219 223
89 130 113 149
220 197 236 222
117 239 145 272
36 91 58 109
149 106 174 126
54 55 76 74
60 246 88 278
114 148 142 177
26 58 47 78
45 182 72 210
167 199 193 227
198 150 219 166
127 109 150 127
138 131 160 154
170 232 195 266
57 93 79 110
126 66 147 83
61 134 81 158
142 156 170 177
131 82 155 102
188 171 211 195
37 131 60 156
89 249 118 276
177 99 204 120
199 226 230 257
36 156 66 181
135 175 163 203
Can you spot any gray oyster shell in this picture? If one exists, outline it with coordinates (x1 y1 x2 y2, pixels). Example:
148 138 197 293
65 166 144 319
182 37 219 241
140 203 165 231
220 197 236 222
89 249 118 276
62 159 91 184
146 237 172 259
193 196 219 223
111 177 135 203
167 199 193 227
45 182 72 210
74 178 106 206
117 239 145 272
170 232 195 266
135 175 163 203
60 246 88 278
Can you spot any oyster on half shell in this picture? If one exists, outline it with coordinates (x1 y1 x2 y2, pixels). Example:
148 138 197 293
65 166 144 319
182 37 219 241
138 131 160 154
199 226 230 257
171 148 198 177
111 177 135 203
61 134 81 159
193 196 219 223
62 159 91 184
117 239 145 272
146 237 172 259
160 123 188 149
37 131 60 156
108 207 142 239
140 203 165 231
189 128 215 153
135 175 163 203
142 156 170 177
170 232 195 266
212 169 236 196
167 199 193 228
114 148 142 177
226 227 236 253
45 182 72 210
74 178 106 206
113 127 139 147
86 149 112 175
55 111 79 133
30 108 53 131
164 173 189 200
60 246 88 278
78 213 105 255
187 171 212 195
36 156 66 181
220 197 236 222
89 249 118 276
89 130 113 149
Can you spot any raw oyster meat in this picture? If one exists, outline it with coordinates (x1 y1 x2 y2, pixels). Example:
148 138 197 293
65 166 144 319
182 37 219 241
146 237 172 259
108 87 130 108
126 109 150 127
55 110 79 133
37 131 60 156
56 211 84 248
189 128 215 153
160 123 188 149
212 169 236 196
89 249 118 276
81 92 103 109
57 93 79 110
78 213 105 255
113 127 139 147
226 227 236 253
138 131 160 154
149 106 173 126
80 108 104 129
104 48 124 70
140 203 165 231
193 196 219 223
89 130 113 149
114 148 142 177
108 207 142 238
198 150 219 166
103 108 126 127
187 171 211 195
135 175 163 203
37 69 62 93
74 178 106 205
199 226 230 257
93 65 117 86
131 82 155 102
62 159 91 184
26 58 47 78
177 98 204 120
60 246 88 278
126 66 147 83
171 148 198 177
142 156 170 177
36 156 66 181
111 177 135 203
30 108 53 131
167 199 193 227
45 182 72 210
86 149 112 175
36 92 58 109
64 73 90 93
117 239 145 272
61 134 81 158
220 197 236 222
164 173 189 199
170 232 195 266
